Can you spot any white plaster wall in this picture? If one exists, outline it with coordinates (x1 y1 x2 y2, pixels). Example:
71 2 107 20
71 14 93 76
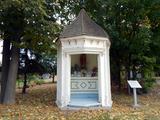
56 43 62 106
61 36 109 50
71 54 79 67
57 35 112 108
71 54 97 71
87 54 97 71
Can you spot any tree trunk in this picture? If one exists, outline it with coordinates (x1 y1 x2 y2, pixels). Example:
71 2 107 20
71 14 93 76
22 72 27 94
117 60 121 91
52 73 55 83
22 48 28 94
127 54 132 80
0 39 11 103
2 46 19 104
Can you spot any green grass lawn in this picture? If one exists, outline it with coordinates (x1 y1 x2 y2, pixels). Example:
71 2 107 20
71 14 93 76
0 83 160 120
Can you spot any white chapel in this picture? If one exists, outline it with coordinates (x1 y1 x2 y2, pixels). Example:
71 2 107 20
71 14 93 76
56 9 112 109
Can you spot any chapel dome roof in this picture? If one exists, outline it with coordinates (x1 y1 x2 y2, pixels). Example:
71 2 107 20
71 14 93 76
60 9 109 38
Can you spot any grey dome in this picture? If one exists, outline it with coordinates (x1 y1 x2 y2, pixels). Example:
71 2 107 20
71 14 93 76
60 9 109 38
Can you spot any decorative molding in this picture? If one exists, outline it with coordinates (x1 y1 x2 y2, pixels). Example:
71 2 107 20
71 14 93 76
106 40 111 47
83 39 85 45
90 40 93 44
63 48 105 54
60 35 110 42
68 40 71 45
97 41 100 45
88 81 97 89
63 52 67 57
71 77 98 93
100 51 105 56
74 39 77 45
71 81 79 89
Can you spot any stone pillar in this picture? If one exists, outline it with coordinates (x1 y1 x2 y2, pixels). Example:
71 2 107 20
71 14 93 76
56 46 63 107
56 45 71 107
104 46 112 107
98 53 105 106
65 54 71 105
99 44 112 108
60 52 71 107
98 54 102 102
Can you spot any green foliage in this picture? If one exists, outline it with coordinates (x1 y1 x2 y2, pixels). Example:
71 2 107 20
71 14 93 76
16 74 46 89
140 65 156 92
16 78 24 88
71 0 159 90
0 0 61 53
55 0 160 91
142 77 155 93
38 52 57 74
27 74 41 82
25 74 45 85
28 74 46 85
1 0 159 92
34 80 45 85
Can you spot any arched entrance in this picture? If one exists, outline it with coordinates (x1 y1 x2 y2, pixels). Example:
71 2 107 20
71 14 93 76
69 54 99 107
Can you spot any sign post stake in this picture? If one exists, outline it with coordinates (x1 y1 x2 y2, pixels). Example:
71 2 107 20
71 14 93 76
133 88 138 106
127 80 142 108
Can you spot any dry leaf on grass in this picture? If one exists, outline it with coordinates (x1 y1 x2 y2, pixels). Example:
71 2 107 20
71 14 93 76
0 84 160 120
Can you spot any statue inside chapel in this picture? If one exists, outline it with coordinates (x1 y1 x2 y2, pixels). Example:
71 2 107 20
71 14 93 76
91 67 98 77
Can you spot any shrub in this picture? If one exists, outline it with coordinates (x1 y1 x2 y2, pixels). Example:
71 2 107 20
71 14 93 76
27 74 41 82
34 80 45 85
141 77 155 93
27 74 45 85
16 79 23 88
140 66 156 93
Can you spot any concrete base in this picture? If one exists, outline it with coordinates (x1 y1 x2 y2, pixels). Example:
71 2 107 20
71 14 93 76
57 93 112 110
132 104 141 108
68 93 100 107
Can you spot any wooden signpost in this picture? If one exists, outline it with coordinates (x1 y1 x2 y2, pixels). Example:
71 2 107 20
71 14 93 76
128 80 142 107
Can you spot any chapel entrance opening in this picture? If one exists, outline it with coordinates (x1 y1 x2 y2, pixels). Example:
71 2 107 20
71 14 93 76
69 54 100 107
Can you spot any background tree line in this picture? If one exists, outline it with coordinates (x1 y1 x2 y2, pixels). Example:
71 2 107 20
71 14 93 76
63 0 160 92
0 0 160 104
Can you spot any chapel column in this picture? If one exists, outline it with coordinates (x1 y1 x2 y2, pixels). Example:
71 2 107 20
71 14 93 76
104 45 112 107
61 52 71 107
98 53 105 106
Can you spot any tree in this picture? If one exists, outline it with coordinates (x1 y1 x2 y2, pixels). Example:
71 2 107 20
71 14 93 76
0 2 24 104
148 0 160 76
0 0 60 104
37 52 57 82
59 0 160 91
